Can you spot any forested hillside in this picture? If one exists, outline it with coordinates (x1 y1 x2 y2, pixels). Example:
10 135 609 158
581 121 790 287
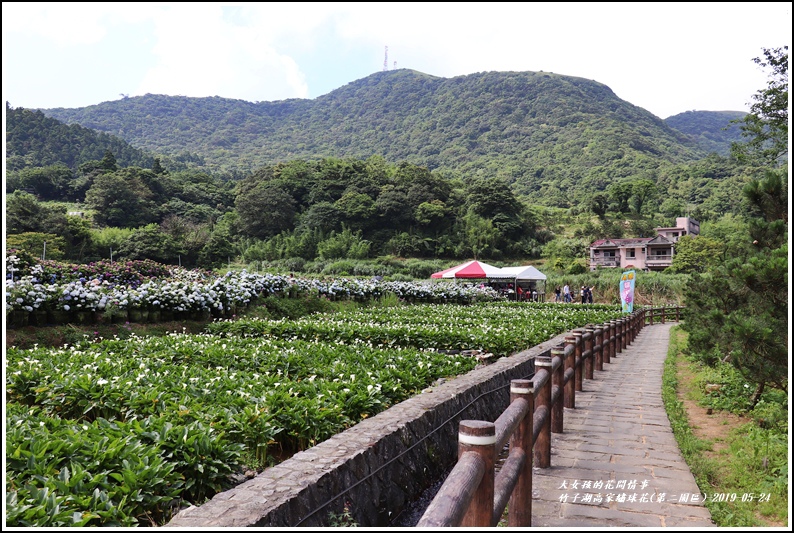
41 70 713 207
5 105 155 171
664 110 747 157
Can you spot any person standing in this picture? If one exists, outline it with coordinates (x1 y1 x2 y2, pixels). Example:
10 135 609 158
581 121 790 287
588 285 594 304
580 286 587 304
563 283 570 303
555 286 561 302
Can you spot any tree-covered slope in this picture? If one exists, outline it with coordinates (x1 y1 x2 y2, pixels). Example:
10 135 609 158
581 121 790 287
5 105 155 171
41 70 709 206
665 110 747 157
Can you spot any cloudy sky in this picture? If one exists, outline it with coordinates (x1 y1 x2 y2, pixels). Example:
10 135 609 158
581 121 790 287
2 2 791 119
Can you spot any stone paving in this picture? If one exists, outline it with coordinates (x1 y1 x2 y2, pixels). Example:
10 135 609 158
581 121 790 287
530 323 716 527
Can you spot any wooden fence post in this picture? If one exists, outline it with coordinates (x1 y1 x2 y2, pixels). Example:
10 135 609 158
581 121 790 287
593 324 603 373
567 330 583 392
508 379 533 527
459 420 495 527
550 345 565 433
562 339 576 408
533 355 552 468
584 325 595 379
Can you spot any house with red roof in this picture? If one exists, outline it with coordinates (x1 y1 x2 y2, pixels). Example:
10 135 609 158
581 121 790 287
589 217 700 271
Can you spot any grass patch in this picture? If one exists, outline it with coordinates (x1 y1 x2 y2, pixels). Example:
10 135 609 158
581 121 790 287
663 326 788 527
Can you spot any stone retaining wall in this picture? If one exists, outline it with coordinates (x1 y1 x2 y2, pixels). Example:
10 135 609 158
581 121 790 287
165 332 570 528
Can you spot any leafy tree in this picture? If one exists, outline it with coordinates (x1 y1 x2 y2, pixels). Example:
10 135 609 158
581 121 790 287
116 224 181 264
334 192 377 230
374 185 413 229
681 246 787 399
541 237 590 262
659 197 686 218
63 216 94 262
6 191 44 234
465 177 523 223
13 164 74 200
160 215 210 267
100 149 118 171
296 202 343 234
199 212 239 267
681 50 789 405
5 191 73 240
730 46 788 166
84 169 158 228
234 183 297 239
667 235 723 273
630 178 658 215
742 168 788 250
608 181 633 214
589 193 609 219
457 210 499 259
151 157 166 175
6 233 66 261
89 227 135 261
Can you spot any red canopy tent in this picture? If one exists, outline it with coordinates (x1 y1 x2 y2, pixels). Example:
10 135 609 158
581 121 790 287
430 260 505 279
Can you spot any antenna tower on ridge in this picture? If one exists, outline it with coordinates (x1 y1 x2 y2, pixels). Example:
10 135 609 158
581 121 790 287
393 60 397 69
383 46 388 71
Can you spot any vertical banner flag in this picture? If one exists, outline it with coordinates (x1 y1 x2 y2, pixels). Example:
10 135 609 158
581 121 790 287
620 270 635 313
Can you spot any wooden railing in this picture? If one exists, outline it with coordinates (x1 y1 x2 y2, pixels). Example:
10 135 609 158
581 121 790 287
644 305 684 325
416 306 682 527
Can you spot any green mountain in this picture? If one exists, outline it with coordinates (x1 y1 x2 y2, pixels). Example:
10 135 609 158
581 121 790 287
5 105 156 171
40 70 711 206
664 110 747 157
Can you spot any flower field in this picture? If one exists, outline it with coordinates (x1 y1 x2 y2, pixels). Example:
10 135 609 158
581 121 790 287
5 298 623 527
6 256 626 526
6 253 503 326
205 301 623 356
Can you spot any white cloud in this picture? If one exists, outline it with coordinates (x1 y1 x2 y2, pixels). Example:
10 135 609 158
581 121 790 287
134 4 310 101
2 3 154 45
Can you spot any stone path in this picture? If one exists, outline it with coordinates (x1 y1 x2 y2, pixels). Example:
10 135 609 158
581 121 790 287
530 323 716 527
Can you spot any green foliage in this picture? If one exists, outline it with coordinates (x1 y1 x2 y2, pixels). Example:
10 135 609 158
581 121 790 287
6 233 66 261
662 327 788 527
235 182 297 239
665 110 747 156
730 46 788 166
254 295 336 320
682 245 787 394
680 50 788 401
327 502 359 527
5 106 154 171
316 227 371 260
38 71 710 206
6 191 70 236
115 224 181 264
668 235 723 273
84 170 159 228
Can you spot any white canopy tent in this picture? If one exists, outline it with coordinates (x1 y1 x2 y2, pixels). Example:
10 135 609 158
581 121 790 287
496 265 547 281
488 265 547 301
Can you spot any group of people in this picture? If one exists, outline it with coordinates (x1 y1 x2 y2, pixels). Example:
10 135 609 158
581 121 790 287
554 283 594 304
482 282 540 301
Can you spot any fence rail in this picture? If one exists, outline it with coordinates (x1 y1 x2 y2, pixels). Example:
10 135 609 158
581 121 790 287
416 306 682 527
644 305 684 325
